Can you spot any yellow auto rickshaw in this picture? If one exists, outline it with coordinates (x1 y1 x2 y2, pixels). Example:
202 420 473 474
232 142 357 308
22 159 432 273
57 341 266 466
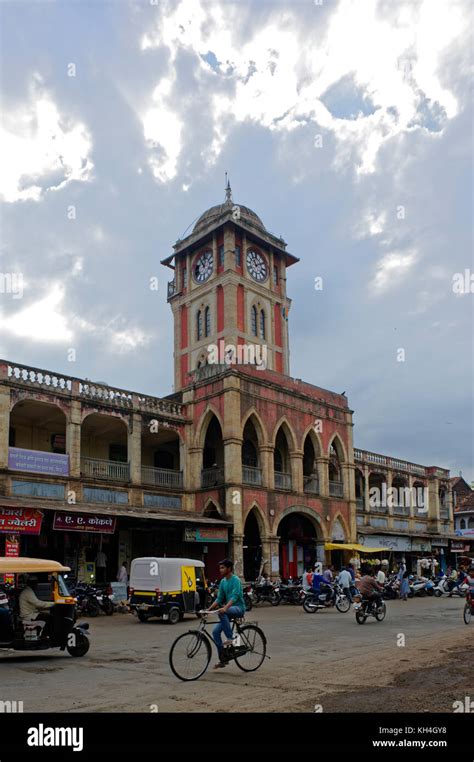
129 557 207 624
0 557 90 657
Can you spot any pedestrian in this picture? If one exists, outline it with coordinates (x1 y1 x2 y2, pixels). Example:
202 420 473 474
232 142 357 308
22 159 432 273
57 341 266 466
337 566 353 602
302 566 314 592
399 570 410 601
117 561 128 585
375 565 386 586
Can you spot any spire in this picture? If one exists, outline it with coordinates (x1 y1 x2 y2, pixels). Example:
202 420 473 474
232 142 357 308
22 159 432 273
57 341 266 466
225 171 233 204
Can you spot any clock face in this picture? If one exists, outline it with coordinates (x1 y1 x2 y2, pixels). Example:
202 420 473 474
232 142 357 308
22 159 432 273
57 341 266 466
193 250 214 283
246 249 268 282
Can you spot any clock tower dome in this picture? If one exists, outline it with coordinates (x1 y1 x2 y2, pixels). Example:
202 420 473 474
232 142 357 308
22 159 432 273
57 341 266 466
162 183 299 390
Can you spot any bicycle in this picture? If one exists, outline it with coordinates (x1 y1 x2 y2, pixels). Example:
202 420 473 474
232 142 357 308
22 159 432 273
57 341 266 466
169 611 268 681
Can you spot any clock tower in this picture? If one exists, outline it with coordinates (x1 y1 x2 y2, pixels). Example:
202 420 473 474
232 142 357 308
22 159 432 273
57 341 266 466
162 183 299 390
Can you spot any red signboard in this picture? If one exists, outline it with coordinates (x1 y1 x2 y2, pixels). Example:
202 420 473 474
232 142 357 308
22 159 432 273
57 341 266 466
0 507 43 535
53 512 116 534
5 537 20 557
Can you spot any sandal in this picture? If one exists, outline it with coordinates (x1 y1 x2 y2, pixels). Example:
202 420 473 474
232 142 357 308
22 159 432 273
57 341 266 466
213 661 227 669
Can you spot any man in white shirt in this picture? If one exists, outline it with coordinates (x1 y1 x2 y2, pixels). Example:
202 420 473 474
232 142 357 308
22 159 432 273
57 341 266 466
337 567 354 602
375 566 386 586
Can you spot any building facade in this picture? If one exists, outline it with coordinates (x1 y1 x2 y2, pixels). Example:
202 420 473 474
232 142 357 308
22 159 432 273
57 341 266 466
0 190 458 580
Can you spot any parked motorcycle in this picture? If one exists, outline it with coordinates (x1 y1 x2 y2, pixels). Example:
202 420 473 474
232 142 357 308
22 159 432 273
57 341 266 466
353 594 386 624
433 574 468 598
252 581 280 606
277 582 303 605
95 584 115 615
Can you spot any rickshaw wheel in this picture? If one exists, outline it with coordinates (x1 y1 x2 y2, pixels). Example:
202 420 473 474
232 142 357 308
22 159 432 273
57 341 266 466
137 611 149 623
67 631 90 657
168 607 181 625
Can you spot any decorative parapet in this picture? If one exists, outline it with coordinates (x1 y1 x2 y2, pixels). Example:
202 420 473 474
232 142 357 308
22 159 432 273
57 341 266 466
354 448 449 479
1 360 185 419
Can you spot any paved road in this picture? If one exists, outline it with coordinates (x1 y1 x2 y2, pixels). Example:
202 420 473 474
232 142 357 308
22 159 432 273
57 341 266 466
1 596 472 713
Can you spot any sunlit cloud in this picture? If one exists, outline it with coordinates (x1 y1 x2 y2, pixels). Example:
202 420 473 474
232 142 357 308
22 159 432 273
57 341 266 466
0 80 94 203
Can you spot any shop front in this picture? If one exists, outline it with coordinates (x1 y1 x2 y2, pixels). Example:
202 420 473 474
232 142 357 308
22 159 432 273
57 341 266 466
0 500 230 585
357 532 439 573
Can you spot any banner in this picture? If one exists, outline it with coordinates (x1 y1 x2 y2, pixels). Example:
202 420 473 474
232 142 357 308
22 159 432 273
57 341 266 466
53 512 116 534
184 526 228 543
8 447 69 476
0 507 43 535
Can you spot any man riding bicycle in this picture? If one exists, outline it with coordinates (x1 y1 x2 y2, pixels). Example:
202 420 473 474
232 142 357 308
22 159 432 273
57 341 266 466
208 558 246 669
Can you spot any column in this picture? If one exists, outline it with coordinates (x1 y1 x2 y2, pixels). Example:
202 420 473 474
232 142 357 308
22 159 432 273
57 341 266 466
289 450 303 493
260 445 273 488
128 412 142 485
66 399 82 478
317 456 329 496
0 384 11 470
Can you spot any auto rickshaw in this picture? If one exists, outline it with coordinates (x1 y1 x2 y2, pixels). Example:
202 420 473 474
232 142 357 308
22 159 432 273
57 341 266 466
129 557 207 624
0 557 90 657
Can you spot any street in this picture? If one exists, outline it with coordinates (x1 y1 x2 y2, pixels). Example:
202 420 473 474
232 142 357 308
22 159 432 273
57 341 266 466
1 596 472 713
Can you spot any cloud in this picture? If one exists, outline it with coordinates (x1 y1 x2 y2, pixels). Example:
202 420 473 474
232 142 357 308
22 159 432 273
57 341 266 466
370 249 417 293
0 283 73 341
138 0 469 180
0 79 93 202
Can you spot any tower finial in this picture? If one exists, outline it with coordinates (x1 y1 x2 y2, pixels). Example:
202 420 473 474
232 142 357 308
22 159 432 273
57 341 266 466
225 172 232 204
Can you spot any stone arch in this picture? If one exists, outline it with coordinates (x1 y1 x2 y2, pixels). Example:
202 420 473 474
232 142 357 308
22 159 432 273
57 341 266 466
243 500 271 537
203 498 224 518
241 407 267 446
274 504 327 540
327 432 347 462
301 424 323 457
272 416 297 451
195 406 224 449
330 511 350 542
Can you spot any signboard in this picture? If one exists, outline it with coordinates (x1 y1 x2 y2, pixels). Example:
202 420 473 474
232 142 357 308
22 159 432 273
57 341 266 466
53 512 116 534
183 526 228 543
0 507 43 535
411 538 432 552
358 533 411 552
110 582 128 602
455 528 474 537
8 447 69 476
451 541 471 552
5 537 20 557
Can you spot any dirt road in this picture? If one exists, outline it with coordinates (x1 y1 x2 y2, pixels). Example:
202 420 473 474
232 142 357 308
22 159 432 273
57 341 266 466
0 595 471 713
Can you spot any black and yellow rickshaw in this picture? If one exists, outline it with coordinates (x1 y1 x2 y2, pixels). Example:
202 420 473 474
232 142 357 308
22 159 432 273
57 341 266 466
129 557 207 624
0 557 90 657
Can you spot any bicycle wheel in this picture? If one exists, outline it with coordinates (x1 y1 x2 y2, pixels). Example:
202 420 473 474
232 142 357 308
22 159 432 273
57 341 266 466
169 631 211 681
464 604 472 625
234 625 267 672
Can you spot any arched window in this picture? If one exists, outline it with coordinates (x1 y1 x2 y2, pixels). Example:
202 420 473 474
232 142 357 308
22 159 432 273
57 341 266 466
259 309 265 339
204 306 210 337
460 518 466 529
196 310 202 340
251 305 257 336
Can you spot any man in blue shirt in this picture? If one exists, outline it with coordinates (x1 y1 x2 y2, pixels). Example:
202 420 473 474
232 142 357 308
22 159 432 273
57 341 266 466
208 558 245 669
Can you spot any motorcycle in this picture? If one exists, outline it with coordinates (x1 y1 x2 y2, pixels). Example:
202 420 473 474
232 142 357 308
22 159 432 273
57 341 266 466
303 583 350 613
408 576 430 597
382 577 400 600
95 584 115 616
353 594 386 624
73 583 102 618
277 582 303 605
242 583 253 611
252 581 280 606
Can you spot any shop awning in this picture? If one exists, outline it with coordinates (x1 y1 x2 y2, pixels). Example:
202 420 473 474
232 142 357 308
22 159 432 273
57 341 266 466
325 542 391 553
0 498 232 527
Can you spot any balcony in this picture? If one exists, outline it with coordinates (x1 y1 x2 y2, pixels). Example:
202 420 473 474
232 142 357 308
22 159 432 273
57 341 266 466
356 497 364 510
201 466 224 488
393 504 410 516
242 465 262 486
304 475 319 495
274 471 292 490
167 280 178 301
369 501 388 513
81 457 130 482
141 466 183 489
329 480 344 498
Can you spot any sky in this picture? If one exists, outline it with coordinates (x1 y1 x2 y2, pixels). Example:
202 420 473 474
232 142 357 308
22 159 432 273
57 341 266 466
0 0 472 481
